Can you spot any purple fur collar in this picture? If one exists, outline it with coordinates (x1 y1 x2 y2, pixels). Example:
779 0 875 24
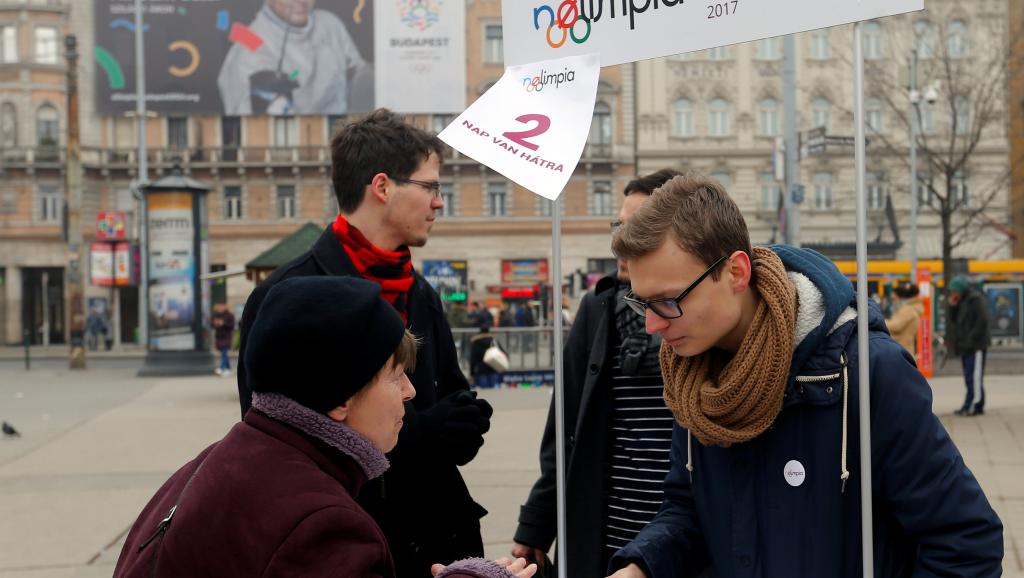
435 559 516 578
250 392 389 480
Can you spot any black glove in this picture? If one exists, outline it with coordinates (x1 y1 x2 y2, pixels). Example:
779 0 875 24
422 390 493 465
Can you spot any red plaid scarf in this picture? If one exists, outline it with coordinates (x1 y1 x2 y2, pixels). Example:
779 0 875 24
332 215 414 324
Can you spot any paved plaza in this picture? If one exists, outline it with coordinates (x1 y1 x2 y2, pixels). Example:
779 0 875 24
0 365 1021 577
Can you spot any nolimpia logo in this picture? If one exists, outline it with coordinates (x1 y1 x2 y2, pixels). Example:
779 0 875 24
398 0 442 31
784 460 806 487
522 67 577 93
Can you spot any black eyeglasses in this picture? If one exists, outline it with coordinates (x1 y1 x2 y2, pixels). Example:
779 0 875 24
624 255 728 319
392 177 442 199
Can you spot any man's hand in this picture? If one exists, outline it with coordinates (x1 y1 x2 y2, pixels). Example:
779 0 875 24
607 563 648 578
431 557 537 578
511 543 548 569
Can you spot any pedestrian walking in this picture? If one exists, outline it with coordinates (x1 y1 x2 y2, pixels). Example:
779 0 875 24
949 275 991 417
236 109 492 577
885 281 923 357
211 303 236 376
605 172 1001 578
512 169 682 577
469 326 505 389
113 277 532 578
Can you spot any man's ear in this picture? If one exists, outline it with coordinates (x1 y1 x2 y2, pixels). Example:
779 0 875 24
326 402 351 423
727 250 753 293
367 172 390 205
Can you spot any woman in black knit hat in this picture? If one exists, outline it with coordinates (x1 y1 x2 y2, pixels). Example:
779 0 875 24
114 276 535 578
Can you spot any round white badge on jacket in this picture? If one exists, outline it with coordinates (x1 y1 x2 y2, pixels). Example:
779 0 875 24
784 460 806 487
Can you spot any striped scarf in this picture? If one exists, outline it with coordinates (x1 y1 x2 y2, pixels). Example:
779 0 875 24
332 215 414 324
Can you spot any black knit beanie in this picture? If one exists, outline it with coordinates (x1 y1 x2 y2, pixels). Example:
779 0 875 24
245 276 406 413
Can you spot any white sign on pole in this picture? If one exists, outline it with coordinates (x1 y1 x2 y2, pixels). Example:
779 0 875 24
438 53 601 200
502 0 923 67
375 0 467 113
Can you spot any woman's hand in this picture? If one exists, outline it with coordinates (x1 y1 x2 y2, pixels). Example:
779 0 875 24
431 556 538 578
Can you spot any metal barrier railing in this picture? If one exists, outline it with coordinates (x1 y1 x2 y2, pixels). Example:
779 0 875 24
450 326 571 373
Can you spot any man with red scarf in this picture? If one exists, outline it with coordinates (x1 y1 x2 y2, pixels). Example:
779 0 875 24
237 109 492 577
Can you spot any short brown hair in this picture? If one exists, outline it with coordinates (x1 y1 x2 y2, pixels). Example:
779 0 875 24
389 329 419 374
612 171 752 280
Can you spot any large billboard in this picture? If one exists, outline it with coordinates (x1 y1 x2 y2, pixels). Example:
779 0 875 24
422 259 468 302
94 0 375 115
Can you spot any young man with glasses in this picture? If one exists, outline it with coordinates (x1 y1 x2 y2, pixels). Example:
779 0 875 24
606 172 1002 577
512 169 682 577
237 109 492 578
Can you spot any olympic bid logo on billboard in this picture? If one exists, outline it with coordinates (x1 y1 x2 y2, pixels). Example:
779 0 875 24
530 0 685 49
399 0 443 31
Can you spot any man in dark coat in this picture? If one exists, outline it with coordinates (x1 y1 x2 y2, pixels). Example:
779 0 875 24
607 172 1001 578
236 110 492 577
512 169 682 576
948 275 991 416
115 277 528 578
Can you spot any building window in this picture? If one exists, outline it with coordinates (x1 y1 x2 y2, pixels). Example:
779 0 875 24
758 98 779 137
439 182 455 217
914 20 935 59
673 98 693 137
33 26 58 64
809 29 830 60
866 97 884 134
327 115 346 138
947 20 968 59
589 101 612 148
1 25 17 63
432 114 455 134
36 105 58 147
592 181 613 216
484 24 503 64
709 98 731 136
866 172 886 210
813 172 833 210
273 115 297 147
917 173 934 207
277 185 296 218
756 37 782 60
1 102 16 147
707 46 730 60
953 95 970 135
488 182 507 216
760 172 781 210
167 116 188 149
863 22 883 60
39 185 60 222
919 103 935 134
224 186 242 220
952 171 969 207
811 98 831 132
711 171 732 189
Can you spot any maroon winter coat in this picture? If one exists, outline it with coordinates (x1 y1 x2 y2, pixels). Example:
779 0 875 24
113 394 509 578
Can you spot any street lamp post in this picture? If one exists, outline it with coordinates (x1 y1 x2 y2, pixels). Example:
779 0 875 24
908 49 938 284
909 49 919 283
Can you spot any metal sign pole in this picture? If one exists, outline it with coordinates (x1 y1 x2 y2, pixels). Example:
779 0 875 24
135 0 149 348
550 196 567 578
853 22 875 578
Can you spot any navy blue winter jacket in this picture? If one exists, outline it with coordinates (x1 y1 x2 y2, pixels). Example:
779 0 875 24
610 245 1003 578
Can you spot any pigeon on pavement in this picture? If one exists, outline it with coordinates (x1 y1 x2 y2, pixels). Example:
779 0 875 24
2 421 20 438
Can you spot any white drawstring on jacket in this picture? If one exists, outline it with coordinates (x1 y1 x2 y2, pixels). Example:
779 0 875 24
840 352 851 493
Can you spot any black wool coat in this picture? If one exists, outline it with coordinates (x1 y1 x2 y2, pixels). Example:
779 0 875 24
514 276 620 578
237 227 486 577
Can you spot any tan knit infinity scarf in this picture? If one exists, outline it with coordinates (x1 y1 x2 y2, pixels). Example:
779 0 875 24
662 247 797 447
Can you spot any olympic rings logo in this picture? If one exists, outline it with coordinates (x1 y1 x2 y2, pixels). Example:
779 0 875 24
533 0 591 49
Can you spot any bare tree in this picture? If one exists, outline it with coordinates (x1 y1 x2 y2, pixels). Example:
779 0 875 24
833 7 1019 284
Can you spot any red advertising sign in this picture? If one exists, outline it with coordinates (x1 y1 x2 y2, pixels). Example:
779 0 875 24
501 259 549 284
90 242 115 286
96 211 128 240
114 242 132 286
